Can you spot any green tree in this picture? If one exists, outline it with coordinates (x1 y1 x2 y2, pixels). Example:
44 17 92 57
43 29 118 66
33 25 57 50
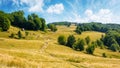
2 18 10 31
102 53 107 58
9 33 15 38
25 31 29 36
25 20 36 30
75 26 82 34
34 17 42 30
67 23 71 27
96 39 104 48
18 31 22 39
73 39 85 51
28 15 33 20
86 44 95 54
40 18 46 31
110 42 120 52
85 36 90 45
48 24 57 32
66 35 76 48
0 15 10 31
103 35 115 47
58 35 66 45
31 13 38 19
11 10 26 28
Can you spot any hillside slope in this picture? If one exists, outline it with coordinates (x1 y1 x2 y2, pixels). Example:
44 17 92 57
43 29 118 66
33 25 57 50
0 25 120 68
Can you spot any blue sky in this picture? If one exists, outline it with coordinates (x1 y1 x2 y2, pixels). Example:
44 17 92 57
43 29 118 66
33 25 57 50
0 0 120 23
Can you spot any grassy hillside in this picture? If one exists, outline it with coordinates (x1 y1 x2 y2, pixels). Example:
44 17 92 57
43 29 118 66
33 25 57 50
0 25 120 68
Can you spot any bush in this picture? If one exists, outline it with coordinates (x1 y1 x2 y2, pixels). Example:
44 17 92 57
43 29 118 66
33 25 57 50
100 44 104 49
48 24 57 32
73 39 85 51
86 44 95 54
58 35 66 45
25 31 29 36
110 43 120 52
18 31 22 39
66 35 76 48
75 26 82 34
96 40 103 46
85 36 90 45
102 53 107 58
76 29 81 34
96 39 104 49
10 33 15 38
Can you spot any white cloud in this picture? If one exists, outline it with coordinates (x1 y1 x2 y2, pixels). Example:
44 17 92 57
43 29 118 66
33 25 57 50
47 3 64 14
12 0 20 7
21 0 44 12
12 0 44 12
99 9 110 14
85 9 93 17
83 9 113 23
70 9 113 23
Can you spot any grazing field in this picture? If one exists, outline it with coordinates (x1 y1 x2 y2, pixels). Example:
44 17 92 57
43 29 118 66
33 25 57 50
0 25 120 68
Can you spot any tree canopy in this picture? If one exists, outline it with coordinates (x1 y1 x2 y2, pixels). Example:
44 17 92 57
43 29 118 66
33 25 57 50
0 10 47 31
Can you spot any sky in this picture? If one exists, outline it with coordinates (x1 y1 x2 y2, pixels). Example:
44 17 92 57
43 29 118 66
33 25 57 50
0 0 120 24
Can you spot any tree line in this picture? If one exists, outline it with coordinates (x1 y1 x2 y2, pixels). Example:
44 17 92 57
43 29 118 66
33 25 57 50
75 22 120 34
0 10 57 32
75 22 120 52
49 21 72 27
58 35 98 54
102 30 120 52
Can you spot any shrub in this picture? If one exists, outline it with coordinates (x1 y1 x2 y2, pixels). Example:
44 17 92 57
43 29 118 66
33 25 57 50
100 44 104 49
85 36 90 45
73 39 85 51
76 29 81 34
48 24 57 32
86 44 95 54
10 33 15 38
75 26 82 34
25 31 29 36
66 35 76 48
91 41 97 48
58 35 66 45
18 31 22 39
96 39 104 49
102 53 107 58
110 43 120 52
96 40 103 46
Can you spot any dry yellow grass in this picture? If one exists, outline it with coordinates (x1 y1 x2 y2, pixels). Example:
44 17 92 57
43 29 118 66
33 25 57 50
0 25 120 68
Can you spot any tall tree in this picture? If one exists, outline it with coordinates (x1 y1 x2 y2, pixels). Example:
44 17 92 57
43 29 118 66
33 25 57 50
11 10 26 28
18 31 22 39
40 18 46 31
73 39 85 51
85 36 90 45
28 15 33 21
0 13 10 31
66 35 76 48
34 17 42 30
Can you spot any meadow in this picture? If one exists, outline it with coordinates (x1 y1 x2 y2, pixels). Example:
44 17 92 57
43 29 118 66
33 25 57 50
0 25 120 68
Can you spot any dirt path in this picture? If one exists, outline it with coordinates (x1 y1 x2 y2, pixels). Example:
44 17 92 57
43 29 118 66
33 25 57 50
40 39 50 53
